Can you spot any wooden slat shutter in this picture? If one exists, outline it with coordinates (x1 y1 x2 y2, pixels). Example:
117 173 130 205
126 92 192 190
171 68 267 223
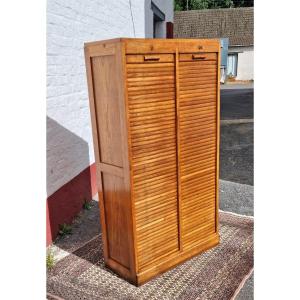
178 54 218 249
126 55 180 270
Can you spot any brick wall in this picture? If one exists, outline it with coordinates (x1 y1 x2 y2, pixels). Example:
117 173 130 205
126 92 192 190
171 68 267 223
47 0 145 197
46 0 173 244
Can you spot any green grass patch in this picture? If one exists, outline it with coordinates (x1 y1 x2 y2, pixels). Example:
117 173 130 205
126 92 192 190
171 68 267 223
46 251 55 270
83 199 92 210
58 223 72 236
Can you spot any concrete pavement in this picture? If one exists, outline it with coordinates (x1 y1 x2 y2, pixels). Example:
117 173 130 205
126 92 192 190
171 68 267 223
220 84 254 300
221 88 253 120
219 180 253 216
220 122 253 186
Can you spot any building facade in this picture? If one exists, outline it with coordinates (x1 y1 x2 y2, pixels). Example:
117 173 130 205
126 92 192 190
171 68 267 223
174 7 254 81
47 0 173 245
227 46 253 81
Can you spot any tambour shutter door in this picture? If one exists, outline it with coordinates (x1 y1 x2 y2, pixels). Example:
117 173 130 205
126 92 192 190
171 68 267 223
178 53 218 249
126 54 179 270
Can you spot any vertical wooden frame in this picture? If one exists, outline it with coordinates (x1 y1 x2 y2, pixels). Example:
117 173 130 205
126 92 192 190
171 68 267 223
175 48 183 251
84 46 109 262
119 41 139 278
215 42 221 233
114 41 137 281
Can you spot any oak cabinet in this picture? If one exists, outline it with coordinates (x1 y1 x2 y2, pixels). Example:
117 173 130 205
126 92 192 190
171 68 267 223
84 38 220 285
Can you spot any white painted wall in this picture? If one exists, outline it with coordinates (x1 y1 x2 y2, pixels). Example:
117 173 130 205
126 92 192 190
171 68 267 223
229 46 254 80
47 0 174 197
145 0 174 38
47 0 145 196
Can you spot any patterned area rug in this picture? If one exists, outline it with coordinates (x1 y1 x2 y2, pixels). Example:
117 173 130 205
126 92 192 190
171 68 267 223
47 211 253 300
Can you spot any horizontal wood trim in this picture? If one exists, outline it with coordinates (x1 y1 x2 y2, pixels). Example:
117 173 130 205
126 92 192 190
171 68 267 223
179 53 217 62
98 163 124 178
124 38 219 54
180 167 215 180
127 62 174 69
85 44 116 57
127 54 174 63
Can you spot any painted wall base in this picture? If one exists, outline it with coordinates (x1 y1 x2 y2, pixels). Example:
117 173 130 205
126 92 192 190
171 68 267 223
46 163 97 246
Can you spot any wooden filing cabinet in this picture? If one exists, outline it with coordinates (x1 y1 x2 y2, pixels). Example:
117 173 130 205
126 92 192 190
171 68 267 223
84 38 220 285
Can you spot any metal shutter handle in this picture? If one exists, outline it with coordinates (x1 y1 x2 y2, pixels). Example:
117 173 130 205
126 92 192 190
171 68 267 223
192 54 206 60
144 55 160 61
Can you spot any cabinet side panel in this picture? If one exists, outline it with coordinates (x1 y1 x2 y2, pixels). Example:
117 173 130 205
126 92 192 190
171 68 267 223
91 55 123 167
86 43 134 279
102 173 130 268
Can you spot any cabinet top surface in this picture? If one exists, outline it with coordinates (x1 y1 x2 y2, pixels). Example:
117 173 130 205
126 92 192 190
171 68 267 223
85 38 219 45
84 38 220 54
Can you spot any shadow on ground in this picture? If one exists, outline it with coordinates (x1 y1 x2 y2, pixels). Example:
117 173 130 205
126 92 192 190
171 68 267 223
47 117 94 243
52 198 101 254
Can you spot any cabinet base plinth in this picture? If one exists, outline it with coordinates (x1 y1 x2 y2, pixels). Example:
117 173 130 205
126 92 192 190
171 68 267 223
136 233 220 286
105 233 219 286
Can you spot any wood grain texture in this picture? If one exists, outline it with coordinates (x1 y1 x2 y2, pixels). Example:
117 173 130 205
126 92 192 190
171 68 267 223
178 57 217 250
84 41 136 283
90 54 123 167
126 57 180 271
84 38 220 286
